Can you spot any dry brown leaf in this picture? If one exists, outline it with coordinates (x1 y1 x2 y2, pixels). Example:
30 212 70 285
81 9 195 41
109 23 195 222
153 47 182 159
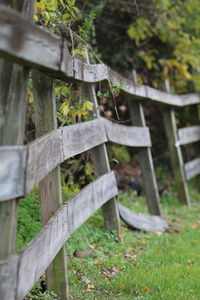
85 284 95 292
112 266 121 273
154 231 163 236
143 286 150 293
136 239 142 244
191 224 198 229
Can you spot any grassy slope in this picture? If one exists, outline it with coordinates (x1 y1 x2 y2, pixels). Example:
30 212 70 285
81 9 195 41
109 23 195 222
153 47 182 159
17 185 200 300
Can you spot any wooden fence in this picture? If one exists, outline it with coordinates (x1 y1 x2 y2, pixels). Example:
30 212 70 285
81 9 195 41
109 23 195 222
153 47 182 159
0 2 199 300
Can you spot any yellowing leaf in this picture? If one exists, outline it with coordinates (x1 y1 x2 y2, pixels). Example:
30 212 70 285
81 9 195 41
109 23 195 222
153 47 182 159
60 102 70 116
35 2 46 10
85 101 94 111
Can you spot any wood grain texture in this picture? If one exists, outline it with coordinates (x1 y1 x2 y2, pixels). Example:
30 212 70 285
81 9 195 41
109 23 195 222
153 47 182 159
0 6 70 75
0 146 26 201
73 58 108 82
162 80 190 205
185 158 200 180
118 203 168 232
32 70 68 300
79 52 121 238
186 82 200 191
178 126 200 145
62 118 107 160
103 118 151 147
26 130 63 193
0 255 18 300
0 6 200 107
0 118 115 199
128 70 161 216
0 0 34 261
17 172 118 300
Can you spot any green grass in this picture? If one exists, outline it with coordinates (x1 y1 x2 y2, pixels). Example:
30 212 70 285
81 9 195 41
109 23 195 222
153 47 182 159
17 184 200 299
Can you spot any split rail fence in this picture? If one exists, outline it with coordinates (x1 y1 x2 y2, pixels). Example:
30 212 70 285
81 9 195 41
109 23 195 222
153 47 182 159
0 2 199 300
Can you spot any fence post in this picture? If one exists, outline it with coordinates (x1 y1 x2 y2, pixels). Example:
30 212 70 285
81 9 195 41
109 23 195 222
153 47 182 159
79 53 122 239
128 70 161 216
0 0 34 261
162 79 190 205
187 81 200 192
32 70 69 299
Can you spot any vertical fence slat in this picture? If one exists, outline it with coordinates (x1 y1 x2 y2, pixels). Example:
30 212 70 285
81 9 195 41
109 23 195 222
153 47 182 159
79 53 122 239
162 80 190 205
32 70 68 299
128 70 161 216
0 0 34 264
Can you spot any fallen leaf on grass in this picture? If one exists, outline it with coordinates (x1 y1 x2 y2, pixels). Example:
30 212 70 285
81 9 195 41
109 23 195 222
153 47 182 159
112 266 121 273
129 247 137 253
136 239 142 244
133 291 140 296
143 286 150 293
80 274 91 284
100 266 121 279
124 253 138 264
154 231 163 236
85 284 95 292
191 224 198 229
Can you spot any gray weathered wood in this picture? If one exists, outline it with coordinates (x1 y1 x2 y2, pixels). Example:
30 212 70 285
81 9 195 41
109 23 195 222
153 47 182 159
32 70 68 300
17 172 118 300
62 118 107 159
103 118 151 147
0 119 108 199
0 146 26 201
185 157 200 180
80 51 121 238
162 80 190 205
118 203 168 232
186 81 200 190
0 255 19 300
0 6 72 76
128 70 161 216
0 6 200 107
26 130 63 193
0 0 34 261
73 58 108 82
178 125 200 145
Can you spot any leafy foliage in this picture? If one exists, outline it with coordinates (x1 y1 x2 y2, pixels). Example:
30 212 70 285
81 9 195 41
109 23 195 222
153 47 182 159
77 0 200 91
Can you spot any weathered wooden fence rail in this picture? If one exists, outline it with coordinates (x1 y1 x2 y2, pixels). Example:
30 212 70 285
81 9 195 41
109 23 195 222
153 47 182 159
0 118 150 201
0 3 199 300
0 6 200 106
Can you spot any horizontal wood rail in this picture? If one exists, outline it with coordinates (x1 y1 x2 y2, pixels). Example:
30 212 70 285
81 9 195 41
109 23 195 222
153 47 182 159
0 172 118 300
178 126 200 145
103 119 151 147
0 3 199 300
185 158 200 180
0 118 150 201
0 5 200 107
